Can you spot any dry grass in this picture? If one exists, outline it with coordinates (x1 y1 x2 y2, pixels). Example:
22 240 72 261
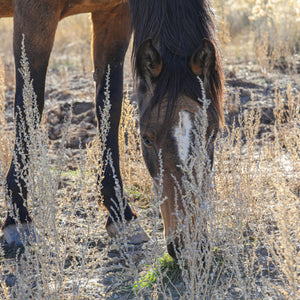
119 89 153 205
0 4 300 299
214 0 300 71
50 14 92 76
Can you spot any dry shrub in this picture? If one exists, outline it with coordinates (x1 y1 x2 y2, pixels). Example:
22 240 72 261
212 0 231 47
214 0 254 36
213 87 300 299
214 0 300 71
119 88 153 204
108 79 300 299
0 42 109 299
0 35 299 300
251 0 300 55
50 14 92 75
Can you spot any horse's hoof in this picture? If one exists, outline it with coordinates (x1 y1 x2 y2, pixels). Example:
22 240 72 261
1 223 36 246
127 224 150 244
106 220 150 245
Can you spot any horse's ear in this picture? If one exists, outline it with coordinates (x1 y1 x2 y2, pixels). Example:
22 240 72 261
136 39 162 80
189 38 216 77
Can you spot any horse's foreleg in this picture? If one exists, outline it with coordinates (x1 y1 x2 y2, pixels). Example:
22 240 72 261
92 4 149 244
1 1 61 245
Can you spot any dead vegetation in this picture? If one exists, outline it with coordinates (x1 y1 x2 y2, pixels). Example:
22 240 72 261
0 2 299 299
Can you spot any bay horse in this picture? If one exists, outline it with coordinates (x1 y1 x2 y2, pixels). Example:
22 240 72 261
0 0 224 259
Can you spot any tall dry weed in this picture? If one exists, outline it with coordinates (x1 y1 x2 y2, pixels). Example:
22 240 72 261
251 0 300 72
214 0 300 71
0 40 110 299
0 32 299 300
119 88 153 204
213 87 300 299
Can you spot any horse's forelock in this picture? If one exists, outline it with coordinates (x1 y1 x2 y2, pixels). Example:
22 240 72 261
130 0 224 126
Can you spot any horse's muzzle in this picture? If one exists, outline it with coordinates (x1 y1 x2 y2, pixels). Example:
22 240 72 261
167 237 181 260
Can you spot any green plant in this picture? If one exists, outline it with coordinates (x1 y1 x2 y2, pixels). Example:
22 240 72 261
132 253 179 293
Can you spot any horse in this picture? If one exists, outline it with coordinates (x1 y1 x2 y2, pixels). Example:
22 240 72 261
0 0 224 259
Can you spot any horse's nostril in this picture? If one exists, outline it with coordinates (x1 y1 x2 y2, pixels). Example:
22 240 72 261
167 239 181 260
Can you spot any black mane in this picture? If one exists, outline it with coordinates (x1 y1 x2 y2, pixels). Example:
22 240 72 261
130 0 224 124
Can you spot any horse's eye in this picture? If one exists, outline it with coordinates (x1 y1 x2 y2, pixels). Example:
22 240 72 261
142 135 153 148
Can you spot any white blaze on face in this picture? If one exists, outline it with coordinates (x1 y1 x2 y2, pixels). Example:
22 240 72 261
173 111 193 164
